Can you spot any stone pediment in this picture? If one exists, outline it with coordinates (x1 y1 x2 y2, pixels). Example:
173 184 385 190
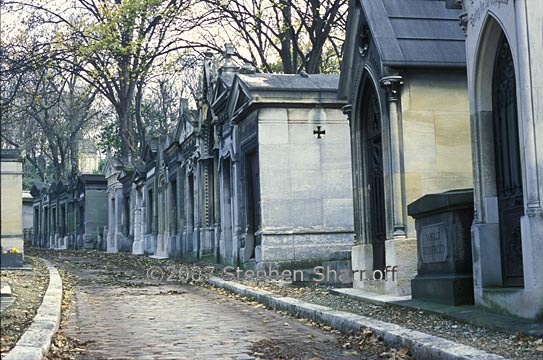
142 139 158 164
229 79 251 120
211 74 234 117
103 156 124 179
175 106 196 144
30 182 47 197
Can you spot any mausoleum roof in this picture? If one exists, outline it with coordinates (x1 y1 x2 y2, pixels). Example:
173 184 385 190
361 0 465 67
236 73 339 92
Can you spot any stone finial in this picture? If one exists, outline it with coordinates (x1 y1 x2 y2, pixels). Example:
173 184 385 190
221 43 238 73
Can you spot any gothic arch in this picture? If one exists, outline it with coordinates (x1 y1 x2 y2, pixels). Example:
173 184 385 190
352 68 392 269
473 14 525 287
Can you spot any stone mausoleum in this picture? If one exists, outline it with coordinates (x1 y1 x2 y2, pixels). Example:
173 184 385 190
448 0 543 320
339 0 473 295
212 65 354 270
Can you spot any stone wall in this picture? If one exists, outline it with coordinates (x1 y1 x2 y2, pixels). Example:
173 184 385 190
401 69 473 239
258 107 354 268
1 150 24 253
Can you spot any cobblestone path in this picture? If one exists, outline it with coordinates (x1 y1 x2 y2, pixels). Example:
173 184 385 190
48 252 383 360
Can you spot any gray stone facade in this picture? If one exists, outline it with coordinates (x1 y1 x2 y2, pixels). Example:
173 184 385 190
30 174 107 250
211 58 354 270
338 0 473 295
454 0 543 320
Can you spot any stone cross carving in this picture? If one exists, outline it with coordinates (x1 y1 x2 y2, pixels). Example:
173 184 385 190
313 126 326 139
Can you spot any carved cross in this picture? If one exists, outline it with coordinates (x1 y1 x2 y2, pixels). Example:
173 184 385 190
313 126 326 139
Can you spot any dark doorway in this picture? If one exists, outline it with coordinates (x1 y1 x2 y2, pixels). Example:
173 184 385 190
363 83 386 271
222 158 233 263
171 180 178 235
492 34 524 287
246 151 261 259
124 196 130 236
148 190 154 232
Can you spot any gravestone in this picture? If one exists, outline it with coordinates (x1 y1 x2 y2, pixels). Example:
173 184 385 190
407 189 474 305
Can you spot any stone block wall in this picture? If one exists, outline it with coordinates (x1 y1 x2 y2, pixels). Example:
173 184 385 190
257 107 354 268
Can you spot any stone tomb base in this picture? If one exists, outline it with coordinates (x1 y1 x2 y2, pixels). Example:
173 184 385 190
408 189 475 306
411 274 474 305
351 238 417 296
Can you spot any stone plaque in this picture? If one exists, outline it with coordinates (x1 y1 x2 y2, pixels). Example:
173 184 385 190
420 223 448 263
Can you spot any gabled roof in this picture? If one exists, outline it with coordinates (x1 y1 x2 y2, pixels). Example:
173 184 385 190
173 102 196 144
360 0 465 67
103 156 124 179
211 73 236 115
55 180 68 193
226 73 342 122
142 138 159 163
118 164 134 184
130 159 146 183
236 73 340 92
30 182 47 197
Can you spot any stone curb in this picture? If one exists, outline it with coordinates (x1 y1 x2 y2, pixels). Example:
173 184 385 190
207 277 507 360
4 259 62 360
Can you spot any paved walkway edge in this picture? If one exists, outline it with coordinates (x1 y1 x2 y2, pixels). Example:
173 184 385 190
207 277 507 360
4 259 63 360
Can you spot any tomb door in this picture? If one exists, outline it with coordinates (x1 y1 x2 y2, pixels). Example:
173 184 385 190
221 158 233 262
492 34 524 287
246 151 261 259
364 86 386 270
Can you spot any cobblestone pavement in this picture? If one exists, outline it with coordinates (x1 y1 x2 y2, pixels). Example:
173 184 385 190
47 251 389 360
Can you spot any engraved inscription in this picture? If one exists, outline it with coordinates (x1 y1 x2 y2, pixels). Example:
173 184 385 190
469 0 509 27
420 223 448 263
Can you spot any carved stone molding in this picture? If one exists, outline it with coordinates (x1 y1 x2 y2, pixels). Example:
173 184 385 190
459 12 468 36
342 104 353 123
379 76 403 102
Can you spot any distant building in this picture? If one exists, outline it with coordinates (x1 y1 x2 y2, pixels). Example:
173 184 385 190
79 139 102 174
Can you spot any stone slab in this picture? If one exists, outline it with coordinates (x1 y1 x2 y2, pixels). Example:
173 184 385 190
411 274 474 306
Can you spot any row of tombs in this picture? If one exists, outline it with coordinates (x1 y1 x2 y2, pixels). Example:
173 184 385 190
29 0 542 321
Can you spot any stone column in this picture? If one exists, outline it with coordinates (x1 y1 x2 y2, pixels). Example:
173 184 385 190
231 155 241 263
0 149 24 263
380 76 407 238
213 156 221 261
176 166 183 256
108 186 121 253
133 207 143 255
107 192 114 250
342 104 360 245
132 185 144 255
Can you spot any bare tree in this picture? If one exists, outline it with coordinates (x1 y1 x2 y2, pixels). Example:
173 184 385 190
6 0 208 159
1 36 100 182
197 0 347 74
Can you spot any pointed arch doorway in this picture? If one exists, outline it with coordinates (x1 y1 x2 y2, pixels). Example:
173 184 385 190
492 33 524 287
362 82 386 271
